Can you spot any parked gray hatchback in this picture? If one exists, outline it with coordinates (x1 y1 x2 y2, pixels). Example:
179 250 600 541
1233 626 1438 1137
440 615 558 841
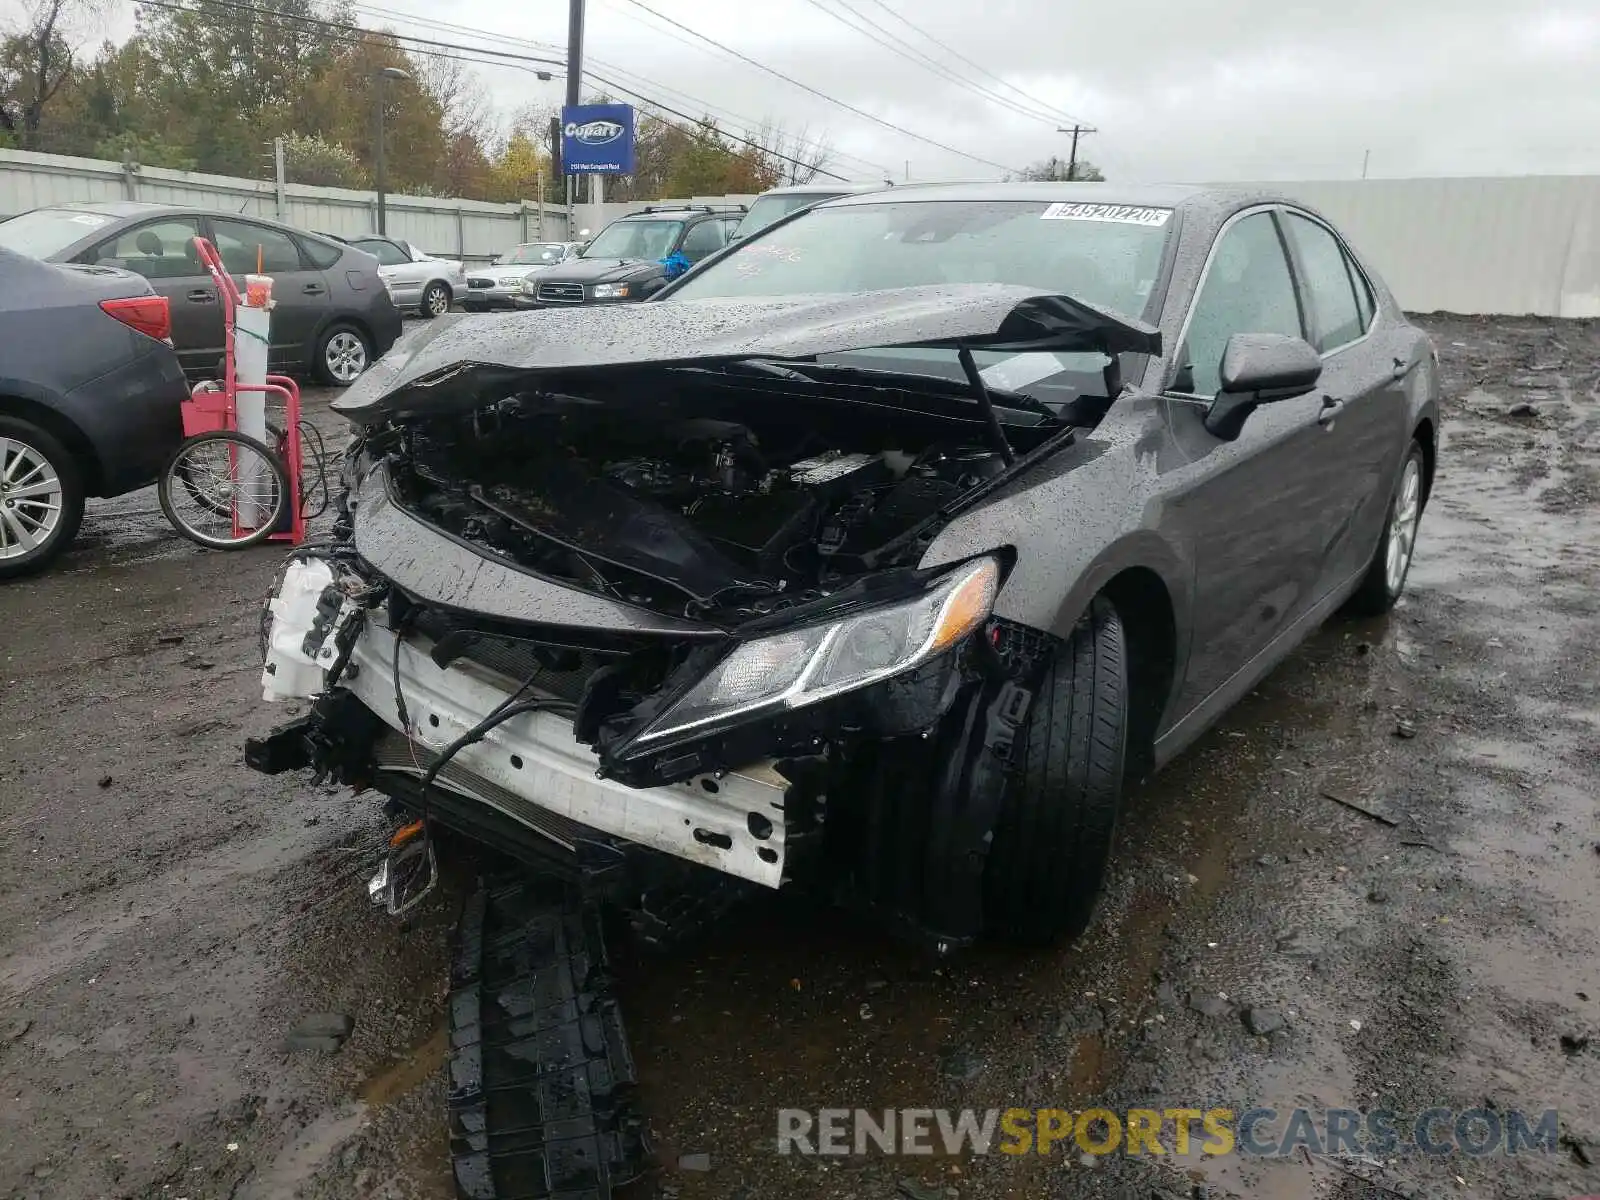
0 201 402 386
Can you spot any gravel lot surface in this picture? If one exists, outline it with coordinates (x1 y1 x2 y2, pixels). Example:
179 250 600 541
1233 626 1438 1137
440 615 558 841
1 315 1596 1200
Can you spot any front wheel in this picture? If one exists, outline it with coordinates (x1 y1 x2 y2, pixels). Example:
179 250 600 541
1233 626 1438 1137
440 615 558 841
420 282 451 318
159 431 288 550
984 597 1129 944
0 416 85 580
1345 440 1426 616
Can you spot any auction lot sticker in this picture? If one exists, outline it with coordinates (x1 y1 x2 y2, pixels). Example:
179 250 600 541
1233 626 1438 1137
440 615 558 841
1041 202 1171 226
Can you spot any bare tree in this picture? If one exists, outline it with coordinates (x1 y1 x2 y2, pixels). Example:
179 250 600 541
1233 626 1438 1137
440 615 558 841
749 120 836 185
0 0 105 145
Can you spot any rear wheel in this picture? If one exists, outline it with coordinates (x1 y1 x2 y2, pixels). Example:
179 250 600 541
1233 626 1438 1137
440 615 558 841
0 416 85 580
984 597 1129 944
420 281 451 318
315 324 371 386
1346 440 1426 616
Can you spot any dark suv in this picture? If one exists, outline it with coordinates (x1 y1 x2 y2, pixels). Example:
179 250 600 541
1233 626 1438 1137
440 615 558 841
517 206 744 307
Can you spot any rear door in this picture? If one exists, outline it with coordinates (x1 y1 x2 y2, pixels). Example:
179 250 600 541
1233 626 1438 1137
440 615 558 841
77 215 217 373
208 217 330 372
1278 210 1409 586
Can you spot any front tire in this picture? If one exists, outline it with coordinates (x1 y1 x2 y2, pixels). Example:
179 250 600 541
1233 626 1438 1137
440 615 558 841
314 324 372 387
984 598 1129 944
0 416 85 580
1346 440 1426 616
420 282 451 318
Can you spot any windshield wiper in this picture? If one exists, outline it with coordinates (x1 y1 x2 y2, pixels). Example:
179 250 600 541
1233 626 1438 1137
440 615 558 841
718 358 1056 419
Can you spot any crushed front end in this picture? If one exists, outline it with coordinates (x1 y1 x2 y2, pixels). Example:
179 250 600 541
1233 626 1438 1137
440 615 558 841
246 289 1154 946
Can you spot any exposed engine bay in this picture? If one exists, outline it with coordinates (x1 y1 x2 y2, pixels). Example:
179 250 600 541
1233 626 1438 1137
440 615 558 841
380 372 1064 623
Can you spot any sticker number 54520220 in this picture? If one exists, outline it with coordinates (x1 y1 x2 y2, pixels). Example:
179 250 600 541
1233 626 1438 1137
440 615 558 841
1040 203 1172 226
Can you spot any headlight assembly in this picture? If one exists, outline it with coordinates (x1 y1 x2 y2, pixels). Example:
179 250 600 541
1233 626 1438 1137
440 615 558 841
590 282 632 300
635 556 1000 744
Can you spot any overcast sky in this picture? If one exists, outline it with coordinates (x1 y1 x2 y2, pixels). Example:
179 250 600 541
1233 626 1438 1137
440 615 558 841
16 0 1600 183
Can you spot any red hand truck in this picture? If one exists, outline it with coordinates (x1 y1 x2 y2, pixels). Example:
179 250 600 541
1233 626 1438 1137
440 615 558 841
157 237 310 549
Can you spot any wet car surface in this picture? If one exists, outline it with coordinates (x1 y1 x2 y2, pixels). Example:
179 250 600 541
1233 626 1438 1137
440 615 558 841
0 316 1596 1200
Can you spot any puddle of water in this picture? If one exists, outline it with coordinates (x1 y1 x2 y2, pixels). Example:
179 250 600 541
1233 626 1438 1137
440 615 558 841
360 1025 448 1107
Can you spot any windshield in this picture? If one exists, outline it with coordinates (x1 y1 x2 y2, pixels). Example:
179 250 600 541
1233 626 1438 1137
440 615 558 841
672 200 1170 318
670 199 1173 413
582 219 683 261
497 243 569 265
735 192 844 238
0 208 117 259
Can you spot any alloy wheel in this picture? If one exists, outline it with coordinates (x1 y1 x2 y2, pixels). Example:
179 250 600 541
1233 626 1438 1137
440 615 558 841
0 435 65 560
326 331 368 383
1385 456 1422 594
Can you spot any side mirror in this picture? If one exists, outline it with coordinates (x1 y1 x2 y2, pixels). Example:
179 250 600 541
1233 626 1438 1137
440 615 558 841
1203 333 1322 441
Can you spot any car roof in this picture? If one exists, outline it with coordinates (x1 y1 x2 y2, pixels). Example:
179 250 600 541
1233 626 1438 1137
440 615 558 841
38 200 348 243
818 182 1267 210
755 182 887 197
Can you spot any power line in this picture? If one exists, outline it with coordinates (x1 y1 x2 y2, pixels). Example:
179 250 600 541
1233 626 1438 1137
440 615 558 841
127 0 853 181
609 0 1018 174
858 0 1092 129
796 0 1062 127
348 2 890 177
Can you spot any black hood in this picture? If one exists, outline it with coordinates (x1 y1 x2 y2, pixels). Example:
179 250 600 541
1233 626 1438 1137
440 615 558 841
333 284 1162 423
535 256 661 286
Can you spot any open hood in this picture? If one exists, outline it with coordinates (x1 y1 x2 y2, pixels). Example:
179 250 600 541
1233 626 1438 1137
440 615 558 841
333 284 1161 423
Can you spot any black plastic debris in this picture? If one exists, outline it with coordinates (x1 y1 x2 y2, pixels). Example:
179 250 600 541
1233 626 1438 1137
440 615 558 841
449 880 645 1200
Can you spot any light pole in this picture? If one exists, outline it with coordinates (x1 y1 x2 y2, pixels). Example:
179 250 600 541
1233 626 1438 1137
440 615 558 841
373 66 410 235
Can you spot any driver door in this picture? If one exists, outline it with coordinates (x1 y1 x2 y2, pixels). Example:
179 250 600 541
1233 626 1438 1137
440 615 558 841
1162 208 1347 716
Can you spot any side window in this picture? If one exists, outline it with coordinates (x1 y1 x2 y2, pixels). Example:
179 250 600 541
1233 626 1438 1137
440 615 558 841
1282 214 1363 352
720 217 743 241
88 217 204 280
212 219 304 274
680 220 727 262
295 234 343 271
1349 255 1376 329
352 238 409 266
1178 212 1304 396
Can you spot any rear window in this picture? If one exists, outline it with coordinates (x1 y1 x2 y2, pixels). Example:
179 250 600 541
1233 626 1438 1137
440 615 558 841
296 234 344 270
0 208 117 259
735 192 844 238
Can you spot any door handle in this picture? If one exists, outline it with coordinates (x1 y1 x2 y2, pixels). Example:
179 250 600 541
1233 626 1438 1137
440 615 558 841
186 289 215 303
302 283 325 295
1391 356 1413 381
1318 395 1346 427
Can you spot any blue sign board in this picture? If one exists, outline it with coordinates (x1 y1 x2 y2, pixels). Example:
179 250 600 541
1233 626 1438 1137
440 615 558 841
561 104 636 175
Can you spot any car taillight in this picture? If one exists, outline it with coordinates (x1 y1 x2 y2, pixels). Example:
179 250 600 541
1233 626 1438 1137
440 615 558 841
100 295 172 342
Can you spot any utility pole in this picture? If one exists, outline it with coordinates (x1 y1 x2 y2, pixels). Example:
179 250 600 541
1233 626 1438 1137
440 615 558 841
272 136 286 222
373 66 410 235
565 0 584 224
1361 148 1370 179
1057 124 1094 181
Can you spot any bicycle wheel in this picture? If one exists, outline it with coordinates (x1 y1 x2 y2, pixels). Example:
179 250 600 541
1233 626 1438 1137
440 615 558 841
173 421 287 518
159 431 289 550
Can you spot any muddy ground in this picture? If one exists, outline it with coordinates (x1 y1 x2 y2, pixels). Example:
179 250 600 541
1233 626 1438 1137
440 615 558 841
1 315 1596 1200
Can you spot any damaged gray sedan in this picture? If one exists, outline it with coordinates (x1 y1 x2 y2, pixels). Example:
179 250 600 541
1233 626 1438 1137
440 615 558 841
248 184 1441 949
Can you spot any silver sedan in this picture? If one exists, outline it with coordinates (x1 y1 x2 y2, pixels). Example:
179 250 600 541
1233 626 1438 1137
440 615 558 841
347 235 467 318
462 242 582 311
